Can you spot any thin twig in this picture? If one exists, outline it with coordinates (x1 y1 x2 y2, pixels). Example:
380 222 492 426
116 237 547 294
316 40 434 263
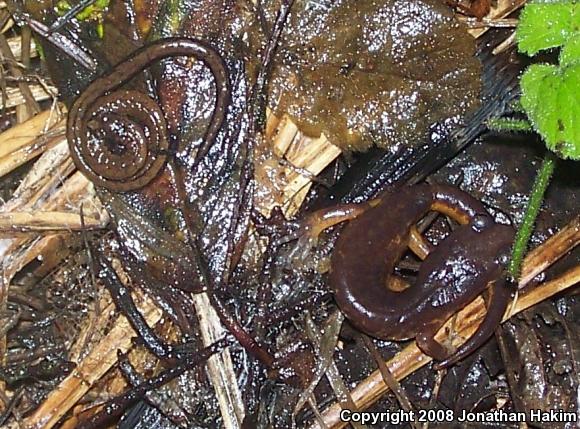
0 14 39 117
361 334 420 429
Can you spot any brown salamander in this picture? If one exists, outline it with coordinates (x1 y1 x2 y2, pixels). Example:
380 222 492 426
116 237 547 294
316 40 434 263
67 38 230 192
63 39 232 359
309 184 515 368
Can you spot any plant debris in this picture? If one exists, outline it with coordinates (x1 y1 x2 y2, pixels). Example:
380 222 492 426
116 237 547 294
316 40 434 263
0 1 577 429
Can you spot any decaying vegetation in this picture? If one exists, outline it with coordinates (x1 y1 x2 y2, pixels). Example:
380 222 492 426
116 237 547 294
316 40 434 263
0 1 577 428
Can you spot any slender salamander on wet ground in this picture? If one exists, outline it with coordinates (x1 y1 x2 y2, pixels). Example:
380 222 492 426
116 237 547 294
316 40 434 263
66 37 230 192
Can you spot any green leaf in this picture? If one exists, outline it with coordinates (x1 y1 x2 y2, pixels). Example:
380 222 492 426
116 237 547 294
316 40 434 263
517 2 579 56
560 32 580 66
520 63 580 159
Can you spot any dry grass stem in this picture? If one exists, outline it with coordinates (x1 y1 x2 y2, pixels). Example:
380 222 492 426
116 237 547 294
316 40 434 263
1 142 75 212
192 293 245 429
492 31 517 55
0 210 106 234
1 83 57 109
0 30 39 119
0 15 12 34
305 315 364 429
459 17 518 29
9 289 163 429
6 36 37 61
259 113 341 217
0 110 64 178
467 0 527 38
518 216 580 287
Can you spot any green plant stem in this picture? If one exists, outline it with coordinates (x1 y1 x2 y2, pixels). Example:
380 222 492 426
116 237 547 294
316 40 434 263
487 117 533 133
508 152 557 281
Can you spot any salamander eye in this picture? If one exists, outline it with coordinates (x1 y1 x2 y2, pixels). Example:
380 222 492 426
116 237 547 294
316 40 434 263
471 214 490 232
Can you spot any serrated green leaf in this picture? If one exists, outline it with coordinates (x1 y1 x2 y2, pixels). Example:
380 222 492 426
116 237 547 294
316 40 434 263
560 32 580 66
521 63 580 160
517 2 579 56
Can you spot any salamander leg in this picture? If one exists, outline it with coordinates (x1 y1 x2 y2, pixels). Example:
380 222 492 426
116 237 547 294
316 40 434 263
283 203 371 245
433 277 515 369
270 202 375 266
